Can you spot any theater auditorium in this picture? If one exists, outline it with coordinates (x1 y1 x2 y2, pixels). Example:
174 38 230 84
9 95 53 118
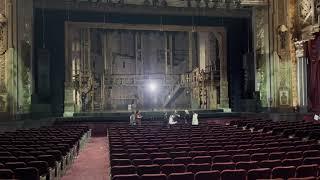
0 0 320 179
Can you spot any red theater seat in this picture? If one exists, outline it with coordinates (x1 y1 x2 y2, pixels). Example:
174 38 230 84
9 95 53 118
140 174 167 180
168 172 194 180
260 160 282 169
192 156 212 164
161 164 186 175
271 166 296 179
173 157 192 165
247 168 271 180
137 165 161 175
111 165 136 176
282 158 303 167
112 174 140 180
296 164 318 178
186 163 211 173
153 158 172 166
132 159 152 166
235 161 259 171
220 169 247 180
213 155 232 163
194 170 220 180
232 154 251 162
212 162 236 171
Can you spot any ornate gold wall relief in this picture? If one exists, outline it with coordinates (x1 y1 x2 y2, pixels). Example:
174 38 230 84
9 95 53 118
0 0 8 112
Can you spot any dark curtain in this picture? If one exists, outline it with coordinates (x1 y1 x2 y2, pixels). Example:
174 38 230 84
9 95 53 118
308 33 320 112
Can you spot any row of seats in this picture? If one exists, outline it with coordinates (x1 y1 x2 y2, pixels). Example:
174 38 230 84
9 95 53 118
108 120 320 179
112 167 320 180
0 125 90 180
110 150 320 160
111 155 320 167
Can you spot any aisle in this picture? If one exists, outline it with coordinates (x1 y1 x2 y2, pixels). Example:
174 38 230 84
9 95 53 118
62 137 110 180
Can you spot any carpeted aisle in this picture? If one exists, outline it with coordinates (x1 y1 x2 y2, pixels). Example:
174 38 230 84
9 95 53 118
62 137 110 180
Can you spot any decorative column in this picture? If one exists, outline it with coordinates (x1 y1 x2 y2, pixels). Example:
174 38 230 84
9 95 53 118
0 0 8 116
295 41 308 112
188 32 194 72
64 22 74 117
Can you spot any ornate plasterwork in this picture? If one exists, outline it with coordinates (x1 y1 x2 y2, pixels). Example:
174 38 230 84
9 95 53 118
298 0 313 26
255 8 265 54
0 1 7 95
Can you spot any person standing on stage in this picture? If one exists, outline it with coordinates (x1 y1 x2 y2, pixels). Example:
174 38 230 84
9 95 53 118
135 110 142 126
130 112 136 126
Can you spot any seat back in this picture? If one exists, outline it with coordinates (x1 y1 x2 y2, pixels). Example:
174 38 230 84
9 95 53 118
161 164 186 175
186 163 211 173
235 161 259 171
168 172 194 180
137 165 161 176
296 164 318 178
221 169 247 180
111 165 136 176
112 174 140 180
271 166 296 179
140 174 167 180
14 167 40 180
247 168 271 180
194 170 220 180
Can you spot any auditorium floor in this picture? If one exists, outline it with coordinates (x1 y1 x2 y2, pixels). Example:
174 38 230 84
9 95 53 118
62 137 110 180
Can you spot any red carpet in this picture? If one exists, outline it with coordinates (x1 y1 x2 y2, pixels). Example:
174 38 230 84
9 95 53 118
62 137 110 180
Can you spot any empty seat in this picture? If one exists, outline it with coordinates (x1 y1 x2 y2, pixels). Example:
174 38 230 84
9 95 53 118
260 160 282 169
212 162 236 171
192 156 211 164
247 168 271 180
111 165 136 176
173 157 192 165
286 151 303 159
17 156 37 163
189 151 208 157
269 152 285 160
140 174 167 180
153 158 172 166
137 165 161 175
27 161 49 177
168 172 194 180
112 154 129 159
5 162 26 169
221 169 247 180
112 174 140 180
282 158 303 167
0 169 14 179
296 164 318 178
303 157 320 165
132 159 152 166
186 163 211 173
150 153 169 159
14 167 40 180
303 150 320 158
233 154 251 163
170 152 188 158
251 153 269 161
112 159 132 166
213 155 232 163
37 155 56 168
161 164 186 175
195 170 220 180
288 177 317 180
0 156 17 163
130 153 149 160
236 161 259 171
271 166 296 179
